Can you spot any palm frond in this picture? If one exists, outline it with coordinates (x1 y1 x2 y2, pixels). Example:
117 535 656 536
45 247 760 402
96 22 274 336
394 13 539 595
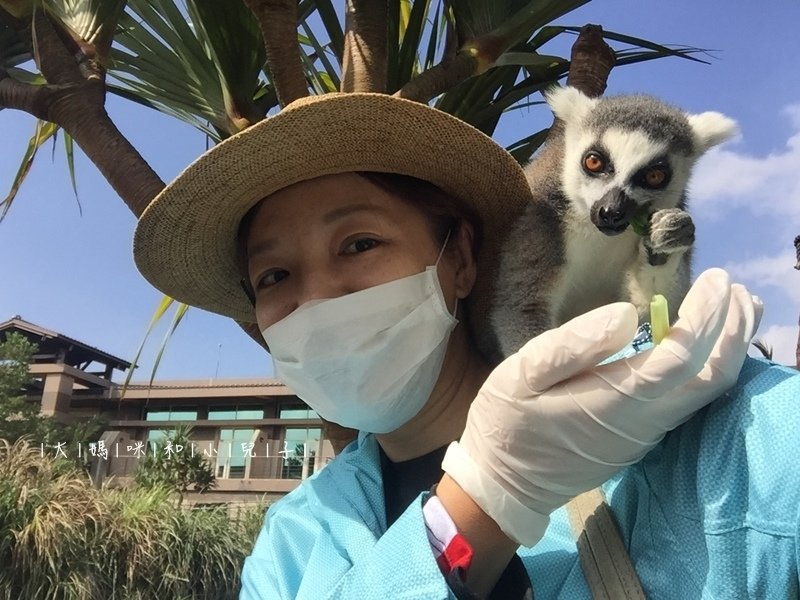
1 119 58 221
46 0 127 56
109 0 233 136
184 0 266 130
752 339 773 361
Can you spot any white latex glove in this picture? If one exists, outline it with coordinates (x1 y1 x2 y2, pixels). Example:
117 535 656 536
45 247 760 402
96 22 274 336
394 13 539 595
442 268 762 546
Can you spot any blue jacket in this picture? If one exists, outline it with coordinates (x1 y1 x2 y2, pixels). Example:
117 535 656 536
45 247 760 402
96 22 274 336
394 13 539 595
240 358 800 599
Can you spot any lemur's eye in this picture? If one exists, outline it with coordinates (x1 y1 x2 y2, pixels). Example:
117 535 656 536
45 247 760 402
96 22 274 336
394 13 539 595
638 165 671 189
583 152 606 174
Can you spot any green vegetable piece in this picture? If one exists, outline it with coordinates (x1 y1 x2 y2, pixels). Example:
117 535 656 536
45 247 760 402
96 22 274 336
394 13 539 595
650 294 670 344
630 208 650 236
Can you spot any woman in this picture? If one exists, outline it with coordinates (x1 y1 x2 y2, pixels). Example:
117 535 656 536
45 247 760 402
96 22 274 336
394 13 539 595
134 93 800 598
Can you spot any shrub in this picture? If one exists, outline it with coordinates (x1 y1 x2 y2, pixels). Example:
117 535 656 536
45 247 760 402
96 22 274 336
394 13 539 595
0 438 268 600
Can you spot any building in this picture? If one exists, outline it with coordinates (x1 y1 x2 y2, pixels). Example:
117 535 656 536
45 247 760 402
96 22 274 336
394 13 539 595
0 316 334 506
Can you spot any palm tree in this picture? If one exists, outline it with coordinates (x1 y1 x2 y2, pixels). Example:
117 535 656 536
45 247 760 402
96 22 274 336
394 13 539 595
0 0 704 448
1 0 701 211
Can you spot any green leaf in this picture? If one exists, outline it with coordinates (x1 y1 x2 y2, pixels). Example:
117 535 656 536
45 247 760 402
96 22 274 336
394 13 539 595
397 0 430 88
312 0 344 60
63 131 81 214
120 295 175 398
46 0 127 55
506 126 550 164
4 67 45 84
560 25 710 64
423 2 442 70
300 20 341 91
148 302 190 386
1 119 58 221
110 1 230 132
185 0 267 127
528 25 566 50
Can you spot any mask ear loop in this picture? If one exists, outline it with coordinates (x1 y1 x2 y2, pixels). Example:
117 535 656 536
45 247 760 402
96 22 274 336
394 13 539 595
433 229 459 318
434 228 453 266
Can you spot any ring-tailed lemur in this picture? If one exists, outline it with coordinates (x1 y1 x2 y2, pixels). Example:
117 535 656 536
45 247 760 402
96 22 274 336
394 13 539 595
484 86 738 362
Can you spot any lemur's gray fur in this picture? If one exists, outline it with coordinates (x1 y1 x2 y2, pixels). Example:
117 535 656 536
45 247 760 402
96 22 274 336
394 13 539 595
481 87 738 362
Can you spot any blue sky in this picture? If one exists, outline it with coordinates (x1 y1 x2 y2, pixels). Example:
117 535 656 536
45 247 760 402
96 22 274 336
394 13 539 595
1 0 799 380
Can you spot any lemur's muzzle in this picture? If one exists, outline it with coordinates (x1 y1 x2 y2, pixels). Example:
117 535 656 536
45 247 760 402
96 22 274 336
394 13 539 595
590 189 638 235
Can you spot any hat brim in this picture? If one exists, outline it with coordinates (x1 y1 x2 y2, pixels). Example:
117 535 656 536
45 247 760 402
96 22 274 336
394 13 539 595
134 93 532 339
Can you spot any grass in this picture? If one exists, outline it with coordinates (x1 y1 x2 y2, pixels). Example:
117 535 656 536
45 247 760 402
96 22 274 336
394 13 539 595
0 437 268 600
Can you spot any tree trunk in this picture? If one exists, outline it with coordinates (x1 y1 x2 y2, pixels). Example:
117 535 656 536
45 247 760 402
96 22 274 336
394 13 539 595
243 0 308 107
40 9 164 216
341 0 388 93
51 94 165 217
394 51 479 103
514 24 614 193
565 25 616 99
0 9 166 217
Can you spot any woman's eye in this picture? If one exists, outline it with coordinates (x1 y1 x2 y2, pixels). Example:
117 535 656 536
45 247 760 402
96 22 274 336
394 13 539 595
255 269 289 289
342 237 380 254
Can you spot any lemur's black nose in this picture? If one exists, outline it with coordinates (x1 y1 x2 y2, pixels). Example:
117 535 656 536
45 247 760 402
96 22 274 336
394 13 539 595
598 206 627 229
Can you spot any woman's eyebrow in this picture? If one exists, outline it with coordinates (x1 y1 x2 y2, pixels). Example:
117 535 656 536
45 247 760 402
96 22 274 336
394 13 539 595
322 202 386 224
247 238 276 260
248 202 387 259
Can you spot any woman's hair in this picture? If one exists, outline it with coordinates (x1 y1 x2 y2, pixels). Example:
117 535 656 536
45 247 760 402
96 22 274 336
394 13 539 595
236 172 483 304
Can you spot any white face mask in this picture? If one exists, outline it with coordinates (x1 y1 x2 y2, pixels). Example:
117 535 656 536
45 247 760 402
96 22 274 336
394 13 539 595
261 256 458 434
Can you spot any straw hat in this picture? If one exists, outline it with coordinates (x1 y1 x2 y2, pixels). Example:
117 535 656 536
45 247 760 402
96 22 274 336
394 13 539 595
134 92 533 347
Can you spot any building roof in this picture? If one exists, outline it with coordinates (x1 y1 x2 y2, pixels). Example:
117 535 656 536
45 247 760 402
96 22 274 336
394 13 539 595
0 315 131 372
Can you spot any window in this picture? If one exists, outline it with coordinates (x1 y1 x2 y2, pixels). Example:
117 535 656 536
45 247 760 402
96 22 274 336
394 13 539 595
208 406 264 420
281 427 320 479
215 428 257 479
147 429 168 444
144 407 198 421
279 406 318 420
146 429 168 452
145 410 170 421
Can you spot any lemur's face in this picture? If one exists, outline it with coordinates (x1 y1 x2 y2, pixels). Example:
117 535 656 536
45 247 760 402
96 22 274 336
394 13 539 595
544 86 738 236
561 127 695 235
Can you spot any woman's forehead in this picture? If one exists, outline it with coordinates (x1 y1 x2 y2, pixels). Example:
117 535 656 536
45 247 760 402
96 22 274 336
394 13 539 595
243 173 429 246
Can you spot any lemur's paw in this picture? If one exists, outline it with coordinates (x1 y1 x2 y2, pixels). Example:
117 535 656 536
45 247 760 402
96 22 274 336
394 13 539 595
644 208 694 264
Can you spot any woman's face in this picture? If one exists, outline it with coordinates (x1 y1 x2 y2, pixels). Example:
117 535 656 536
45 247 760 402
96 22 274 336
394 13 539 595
245 172 474 332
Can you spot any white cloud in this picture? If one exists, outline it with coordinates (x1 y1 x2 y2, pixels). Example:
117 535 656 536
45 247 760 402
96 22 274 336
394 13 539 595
750 323 798 367
725 250 800 305
690 104 800 227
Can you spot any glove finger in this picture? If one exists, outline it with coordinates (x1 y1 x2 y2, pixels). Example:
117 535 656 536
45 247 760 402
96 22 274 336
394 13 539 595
517 302 638 394
657 283 763 427
663 279 758 394
750 294 765 342
583 282 758 440
604 268 733 400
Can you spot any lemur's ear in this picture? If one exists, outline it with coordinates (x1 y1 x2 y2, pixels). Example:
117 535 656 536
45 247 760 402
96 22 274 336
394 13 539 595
687 112 738 153
544 86 597 124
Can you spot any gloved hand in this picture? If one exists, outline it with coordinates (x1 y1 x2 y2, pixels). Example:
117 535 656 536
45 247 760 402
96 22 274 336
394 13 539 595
442 268 762 547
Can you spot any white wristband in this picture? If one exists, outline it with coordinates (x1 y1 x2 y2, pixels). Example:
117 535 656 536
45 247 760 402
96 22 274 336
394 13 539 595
423 494 459 557
441 441 550 547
